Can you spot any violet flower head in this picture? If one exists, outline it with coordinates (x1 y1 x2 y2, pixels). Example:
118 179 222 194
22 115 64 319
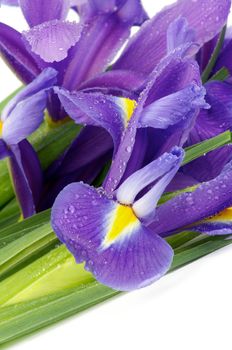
0 0 148 120
40 44 209 210
52 147 184 291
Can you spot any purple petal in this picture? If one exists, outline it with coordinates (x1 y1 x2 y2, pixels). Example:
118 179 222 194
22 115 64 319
214 39 232 75
19 0 70 27
139 84 208 129
150 161 232 236
0 139 10 160
48 127 113 177
55 88 134 153
192 221 232 236
183 81 232 182
51 182 173 291
116 147 184 206
79 70 145 99
2 69 57 145
119 129 148 181
113 0 231 75
9 141 42 218
78 0 148 25
2 92 47 145
62 16 131 90
182 146 232 183
167 17 196 53
197 35 219 73
104 50 202 193
166 172 199 192
116 0 148 25
42 149 111 210
0 23 40 84
1 0 18 5
132 148 184 221
15 139 43 208
23 20 82 63
2 67 57 122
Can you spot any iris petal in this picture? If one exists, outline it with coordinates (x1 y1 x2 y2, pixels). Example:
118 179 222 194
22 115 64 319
167 17 196 53
0 23 40 84
113 0 231 75
19 0 70 27
52 182 173 291
55 88 135 154
1 68 57 148
150 161 232 236
191 208 232 236
23 20 82 63
116 147 184 206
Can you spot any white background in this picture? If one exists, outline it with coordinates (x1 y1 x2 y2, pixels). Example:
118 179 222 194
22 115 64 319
0 1 232 349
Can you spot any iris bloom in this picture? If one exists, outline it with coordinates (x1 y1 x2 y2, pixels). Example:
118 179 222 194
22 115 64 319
1 0 231 204
52 147 184 291
51 112 232 292
50 44 208 202
0 0 147 120
43 0 231 201
0 68 57 217
50 50 214 292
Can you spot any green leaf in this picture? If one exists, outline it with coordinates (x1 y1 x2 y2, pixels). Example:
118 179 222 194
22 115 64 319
0 199 20 229
208 67 230 82
183 130 232 165
202 25 227 83
0 283 118 346
171 235 232 270
0 245 92 306
0 233 231 345
0 210 57 280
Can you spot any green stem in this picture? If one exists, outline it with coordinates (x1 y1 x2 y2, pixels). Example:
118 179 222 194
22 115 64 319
201 25 227 83
0 234 231 345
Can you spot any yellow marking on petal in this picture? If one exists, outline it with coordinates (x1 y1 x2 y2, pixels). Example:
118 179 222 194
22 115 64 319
104 204 139 246
124 98 136 122
208 207 232 222
0 120 3 137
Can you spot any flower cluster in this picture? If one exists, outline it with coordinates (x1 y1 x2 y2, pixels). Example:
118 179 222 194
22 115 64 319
1 0 232 291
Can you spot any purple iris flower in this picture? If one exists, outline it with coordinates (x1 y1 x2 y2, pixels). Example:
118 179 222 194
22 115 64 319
52 147 184 291
0 0 148 120
0 68 57 218
51 46 209 292
1 0 230 203
36 30 208 211
41 0 231 201
51 107 232 291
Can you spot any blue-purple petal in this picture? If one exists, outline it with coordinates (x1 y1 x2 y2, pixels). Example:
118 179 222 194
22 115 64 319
19 0 70 27
55 88 131 153
183 80 232 182
2 69 57 145
9 141 42 218
113 0 231 75
167 17 196 53
0 139 10 160
52 182 173 291
0 23 40 84
150 161 232 236
23 20 82 63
